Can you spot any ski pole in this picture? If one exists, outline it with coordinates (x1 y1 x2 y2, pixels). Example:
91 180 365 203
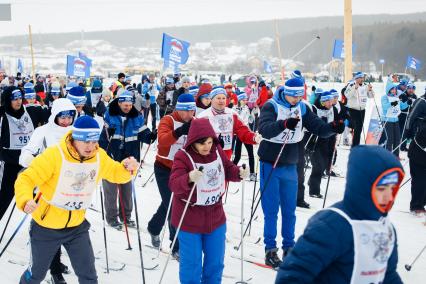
399 105 411 147
405 244 426 271
0 192 42 258
99 187 110 273
0 202 16 244
158 166 204 284
131 181 147 284
236 133 289 251
117 185 132 250
323 134 342 208
392 138 408 153
399 177 412 190
237 164 249 284
142 171 155 188
248 156 260 236
155 192 174 259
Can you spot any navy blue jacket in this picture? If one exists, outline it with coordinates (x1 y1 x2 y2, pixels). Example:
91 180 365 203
275 146 404 284
257 91 335 166
99 98 151 161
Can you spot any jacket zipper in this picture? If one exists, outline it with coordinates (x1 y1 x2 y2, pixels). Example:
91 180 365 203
64 211 71 228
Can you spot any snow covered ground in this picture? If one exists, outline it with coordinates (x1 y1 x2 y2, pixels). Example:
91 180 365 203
0 82 425 283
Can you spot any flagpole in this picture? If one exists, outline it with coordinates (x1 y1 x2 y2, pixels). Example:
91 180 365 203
344 0 353 83
274 19 284 82
28 25 36 82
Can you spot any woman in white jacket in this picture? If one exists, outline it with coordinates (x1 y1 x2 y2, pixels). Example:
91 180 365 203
19 97 76 284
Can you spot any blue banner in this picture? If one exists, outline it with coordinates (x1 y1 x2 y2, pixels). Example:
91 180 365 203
406 56 422 70
17 58 23 73
66 55 90 78
161 33 190 71
263 60 273 73
332 39 356 59
78 52 92 67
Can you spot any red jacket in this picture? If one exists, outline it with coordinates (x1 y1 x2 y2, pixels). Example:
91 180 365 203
169 118 241 234
256 86 270 108
226 91 238 107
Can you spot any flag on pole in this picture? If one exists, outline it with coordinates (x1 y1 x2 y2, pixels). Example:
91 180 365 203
263 60 273 73
17 58 24 73
332 39 356 59
78 52 92 68
406 56 422 70
161 33 190 71
66 55 91 78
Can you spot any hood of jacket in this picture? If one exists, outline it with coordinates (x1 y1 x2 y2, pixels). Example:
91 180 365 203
342 145 404 220
48 98 77 124
184 118 220 150
2 86 25 118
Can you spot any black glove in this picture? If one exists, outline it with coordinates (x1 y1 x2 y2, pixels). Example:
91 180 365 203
330 120 345 134
166 99 171 105
144 93 150 100
283 118 300 131
391 101 398 107
228 102 234 108
174 121 191 138
407 99 413 106
218 134 225 149
400 94 408 103
107 128 116 138
150 129 158 142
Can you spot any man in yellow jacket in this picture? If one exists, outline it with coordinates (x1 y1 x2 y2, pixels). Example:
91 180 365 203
15 115 139 284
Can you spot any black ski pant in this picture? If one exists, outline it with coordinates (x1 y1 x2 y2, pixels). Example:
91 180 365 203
409 160 426 211
147 163 178 252
20 220 97 284
398 112 408 149
326 135 337 173
150 103 157 131
102 180 133 225
297 138 308 203
232 137 254 174
308 139 330 195
0 162 22 220
348 108 366 147
384 121 400 157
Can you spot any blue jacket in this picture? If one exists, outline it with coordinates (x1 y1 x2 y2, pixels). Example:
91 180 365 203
275 146 404 284
257 89 335 166
142 81 161 104
99 98 151 161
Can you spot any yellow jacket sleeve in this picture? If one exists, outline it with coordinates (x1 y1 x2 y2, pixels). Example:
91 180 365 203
14 146 58 211
98 148 133 184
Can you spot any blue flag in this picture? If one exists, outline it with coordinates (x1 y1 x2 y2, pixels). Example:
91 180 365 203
263 60 273 73
66 55 91 78
17 58 23 73
406 56 422 70
332 39 356 59
78 52 92 67
161 33 190 70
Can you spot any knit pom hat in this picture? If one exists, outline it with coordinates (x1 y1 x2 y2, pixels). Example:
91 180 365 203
175 93 196 111
210 87 227 99
237 92 248 101
407 83 416 90
283 78 304 97
319 91 334 102
330 89 339 98
353 72 364 80
290 70 303 81
118 90 134 103
72 115 101 142
65 81 78 91
68 86 87 106
24 82 36 99
188 85 199 97
197 83 212 99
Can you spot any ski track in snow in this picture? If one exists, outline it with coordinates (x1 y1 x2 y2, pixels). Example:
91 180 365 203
0 83 425 283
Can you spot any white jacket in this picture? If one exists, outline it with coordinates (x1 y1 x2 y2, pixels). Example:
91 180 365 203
19 98 76 167
344 82 374 111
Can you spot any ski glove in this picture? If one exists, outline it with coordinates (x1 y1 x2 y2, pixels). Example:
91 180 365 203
144 93 150 100
228 102 234 108
391 101 398 107
407 99 413 106
218 134 225 149
189 169 204 183
174 121 191 138
166 99 171 105
283 117 300 131
400 94 408 103
254 133 262 144
331 120 345 134
239 166 250 179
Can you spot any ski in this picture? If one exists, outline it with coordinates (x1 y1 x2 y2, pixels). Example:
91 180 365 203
230 255 277 271
8 259 27 266
101 263 126 272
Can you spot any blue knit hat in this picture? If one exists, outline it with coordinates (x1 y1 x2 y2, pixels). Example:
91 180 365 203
399 79 408 86
320 91 334 102
68 86 87 106
118 90 134 103
283 78 304 97
165 77 174 84
66 81 78 91
175 93 196 111
407 83 416 90
353 72 364 80
72 116 101 142
11 89 23 101
188 85 199 97
210 87 227 99
330 89 339 98
238 92 248 101
24 82 36 99
51 85 61 96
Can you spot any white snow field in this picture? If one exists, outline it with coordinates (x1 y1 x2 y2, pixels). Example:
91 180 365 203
0 82 425 283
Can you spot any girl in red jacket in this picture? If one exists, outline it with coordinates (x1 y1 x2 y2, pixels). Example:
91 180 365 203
197 86 261 159
169 118 249 283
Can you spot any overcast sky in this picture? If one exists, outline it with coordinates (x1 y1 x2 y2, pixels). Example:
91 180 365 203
0 0 425 37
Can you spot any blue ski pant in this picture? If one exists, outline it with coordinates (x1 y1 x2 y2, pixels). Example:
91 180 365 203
178 223 226 284
260 161 298 250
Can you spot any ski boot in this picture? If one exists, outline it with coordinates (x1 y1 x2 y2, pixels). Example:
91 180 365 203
265 248 282 269
51 273 67 284
148 228 160 248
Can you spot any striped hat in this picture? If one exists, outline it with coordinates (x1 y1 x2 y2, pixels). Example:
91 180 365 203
319 91 334 102
67 86 87 106
188 85 199 97
237 92 248 101
24 82 36 99
176 93 196 111
72 115 101 142
330 89 339 98
353 72 364 80
118 90 134 103
210 87 227 99
283 78 304 97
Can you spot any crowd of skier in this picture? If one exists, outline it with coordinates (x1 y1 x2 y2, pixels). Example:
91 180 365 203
0 68 425 283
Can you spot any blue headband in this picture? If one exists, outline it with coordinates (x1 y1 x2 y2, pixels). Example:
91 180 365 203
68 94 87 106
24 92 36 100
57 110 76 118
377 171 399 186
72 127 101 142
